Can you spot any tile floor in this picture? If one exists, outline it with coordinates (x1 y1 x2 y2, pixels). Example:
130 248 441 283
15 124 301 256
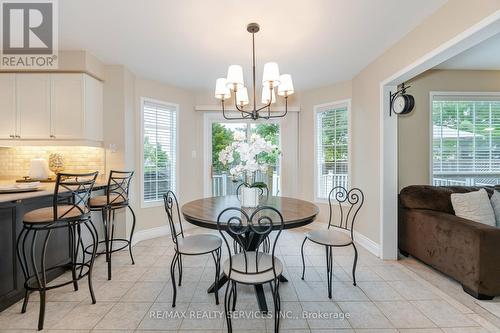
1 224 500 332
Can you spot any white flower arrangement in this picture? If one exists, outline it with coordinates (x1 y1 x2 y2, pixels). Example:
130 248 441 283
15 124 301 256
218 133 279 185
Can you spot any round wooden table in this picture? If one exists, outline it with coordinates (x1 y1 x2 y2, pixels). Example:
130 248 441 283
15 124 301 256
181 195 319 312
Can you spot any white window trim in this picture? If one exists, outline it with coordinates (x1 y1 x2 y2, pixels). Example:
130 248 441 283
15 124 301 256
313 99 352 204
202 112 283 198
140 97 179 208
428 91 500 184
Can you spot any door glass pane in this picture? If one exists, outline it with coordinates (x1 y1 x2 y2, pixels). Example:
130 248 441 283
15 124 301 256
211 122 281 197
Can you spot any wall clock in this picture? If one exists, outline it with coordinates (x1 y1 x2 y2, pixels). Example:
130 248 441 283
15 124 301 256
390 83 415 116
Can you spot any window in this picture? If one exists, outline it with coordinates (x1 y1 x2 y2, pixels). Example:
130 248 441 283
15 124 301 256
142 98 177 205
432 93 500 186
315 101 350 200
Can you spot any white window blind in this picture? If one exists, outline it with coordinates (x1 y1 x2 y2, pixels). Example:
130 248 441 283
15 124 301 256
142 99 177 203
432 93 500 187
315 103 349 200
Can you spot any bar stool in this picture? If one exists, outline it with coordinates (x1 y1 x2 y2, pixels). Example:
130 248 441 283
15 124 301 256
88 170 136 280
16 172 99 331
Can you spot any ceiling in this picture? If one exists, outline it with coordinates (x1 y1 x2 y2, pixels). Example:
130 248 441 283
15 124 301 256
436 32 500 70
59 0 447 91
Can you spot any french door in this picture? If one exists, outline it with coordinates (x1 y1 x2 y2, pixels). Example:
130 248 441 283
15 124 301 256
205 115 281 197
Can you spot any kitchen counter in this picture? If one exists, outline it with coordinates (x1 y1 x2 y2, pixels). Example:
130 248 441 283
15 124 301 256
0 177 108 203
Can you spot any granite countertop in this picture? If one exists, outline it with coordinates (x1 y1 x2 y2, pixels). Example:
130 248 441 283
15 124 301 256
0 177 108 203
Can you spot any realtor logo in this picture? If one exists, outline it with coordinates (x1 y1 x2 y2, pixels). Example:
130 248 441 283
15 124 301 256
1 0 58 68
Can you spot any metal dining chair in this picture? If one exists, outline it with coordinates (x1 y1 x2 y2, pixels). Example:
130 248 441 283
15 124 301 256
300 186 364 298
163 191 222 307
217 206 284 333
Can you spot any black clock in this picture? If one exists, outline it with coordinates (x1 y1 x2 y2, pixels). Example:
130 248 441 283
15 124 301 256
392 93 414 115
389 83 414 116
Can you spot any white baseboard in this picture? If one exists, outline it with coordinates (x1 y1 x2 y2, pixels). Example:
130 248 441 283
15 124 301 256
352 230 381 258
132 225 170 246
132 222 381 257
131 223 197 246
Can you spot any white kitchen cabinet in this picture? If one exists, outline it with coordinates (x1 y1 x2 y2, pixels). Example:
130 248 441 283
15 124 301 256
51 74 85 139
0 73 103 142
16 74 51 139
0 75 16 139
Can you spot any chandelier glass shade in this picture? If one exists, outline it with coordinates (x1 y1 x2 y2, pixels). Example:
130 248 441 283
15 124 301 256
214 23 294 120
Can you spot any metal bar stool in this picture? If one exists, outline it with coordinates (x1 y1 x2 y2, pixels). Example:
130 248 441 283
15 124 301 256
87 170 136 280
16 172 99 331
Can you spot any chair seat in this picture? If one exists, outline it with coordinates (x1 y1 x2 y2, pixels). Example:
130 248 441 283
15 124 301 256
223 252 283 284
89 194 126 207
305 229 353 246
23 205 89 224
177 234 222 255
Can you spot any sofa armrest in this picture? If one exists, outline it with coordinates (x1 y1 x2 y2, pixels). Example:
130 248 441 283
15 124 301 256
399 208 500 296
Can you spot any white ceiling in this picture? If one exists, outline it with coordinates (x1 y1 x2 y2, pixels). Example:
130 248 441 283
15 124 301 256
59 0 446 90
436 33 500 70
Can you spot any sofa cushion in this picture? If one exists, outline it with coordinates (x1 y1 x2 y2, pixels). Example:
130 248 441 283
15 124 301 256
490 191 500 228
400 185 494 214
451 189 496 227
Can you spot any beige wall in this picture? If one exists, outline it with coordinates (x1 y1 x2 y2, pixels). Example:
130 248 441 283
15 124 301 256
349 0 500 245
399 69 500 190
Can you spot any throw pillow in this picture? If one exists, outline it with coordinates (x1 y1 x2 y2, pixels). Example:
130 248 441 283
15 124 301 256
451 189 496 227
490 190 500 227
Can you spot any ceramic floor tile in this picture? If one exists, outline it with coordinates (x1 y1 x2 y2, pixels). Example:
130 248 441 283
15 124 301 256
337 301 393 329
301 301 351 329
156 281 198 304
178 302 224 330
94 302 151 330
332 282 369 301
411 300 477 328
358 282 404 301
375 301 435 329
0 301 79 330
137 302 188 330
120 281 165 302
93 280 134 302
51 302 114 330
388 280 440 301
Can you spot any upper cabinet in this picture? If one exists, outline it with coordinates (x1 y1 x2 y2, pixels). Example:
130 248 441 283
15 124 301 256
51 74 84 140
0 75 16 139
17 74 51 139
0 73 103 142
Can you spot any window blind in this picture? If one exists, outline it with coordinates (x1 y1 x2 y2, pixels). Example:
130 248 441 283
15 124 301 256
142 100 177 203
432 94 500 187
316 104 349 199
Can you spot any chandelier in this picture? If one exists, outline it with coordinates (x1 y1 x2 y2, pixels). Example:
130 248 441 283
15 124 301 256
214 23 294 120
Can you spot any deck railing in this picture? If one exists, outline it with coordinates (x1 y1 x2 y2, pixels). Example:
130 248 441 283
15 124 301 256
212 172 280 197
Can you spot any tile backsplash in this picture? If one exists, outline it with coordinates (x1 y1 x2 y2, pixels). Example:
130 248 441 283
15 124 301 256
0 146 105 178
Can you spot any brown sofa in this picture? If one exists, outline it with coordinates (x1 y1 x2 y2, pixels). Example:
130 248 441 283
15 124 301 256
399 185 500 300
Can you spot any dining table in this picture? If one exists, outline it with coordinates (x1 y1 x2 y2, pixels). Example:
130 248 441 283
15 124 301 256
181 195 319 312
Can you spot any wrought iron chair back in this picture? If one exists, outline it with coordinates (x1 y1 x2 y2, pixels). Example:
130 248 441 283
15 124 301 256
163 191 184 251
217 206 283 279
106 170 134 205
53 172 99 222
327 186 364 240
